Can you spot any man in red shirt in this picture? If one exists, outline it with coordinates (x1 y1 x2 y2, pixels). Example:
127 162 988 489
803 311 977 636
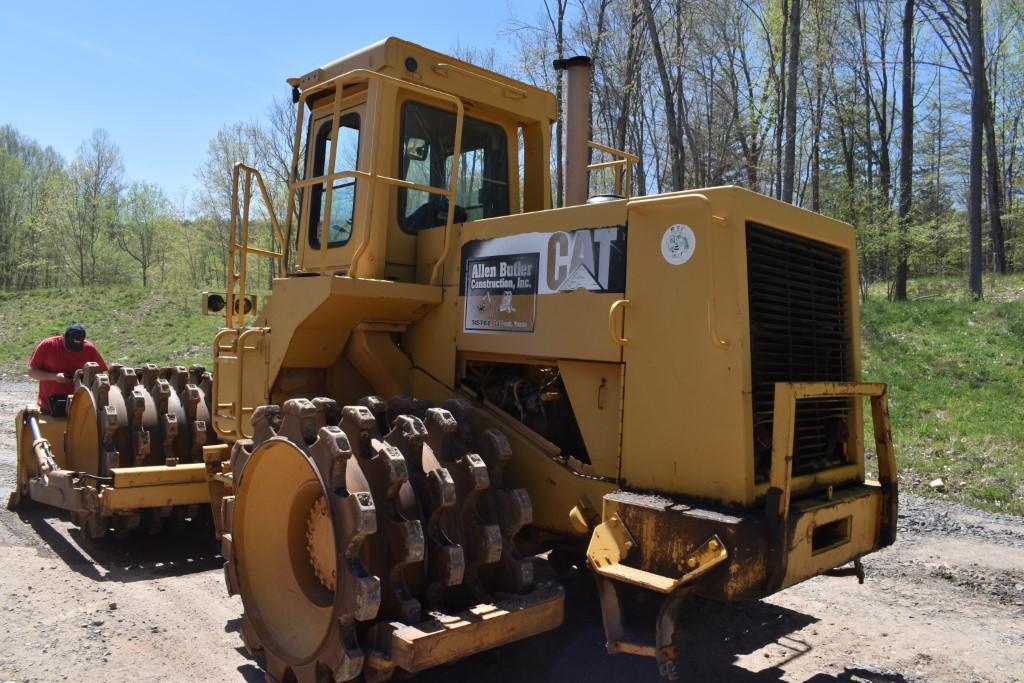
28 323 108 414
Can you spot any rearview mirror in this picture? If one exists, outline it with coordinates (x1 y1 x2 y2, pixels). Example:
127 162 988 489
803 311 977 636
405 137 428 161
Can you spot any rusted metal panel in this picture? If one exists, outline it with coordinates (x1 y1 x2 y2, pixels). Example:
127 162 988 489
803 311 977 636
603 491 769 602
26 472 96 513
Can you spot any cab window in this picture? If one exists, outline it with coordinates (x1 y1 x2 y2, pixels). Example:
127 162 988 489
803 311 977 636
398 101 508 232
309 113 360 248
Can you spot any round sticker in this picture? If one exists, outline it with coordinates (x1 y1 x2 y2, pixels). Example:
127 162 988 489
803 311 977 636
661 224 696 265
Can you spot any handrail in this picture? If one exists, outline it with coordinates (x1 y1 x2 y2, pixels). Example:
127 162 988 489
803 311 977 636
283 67 466 285
432 62 528 99
226 163 285 329
587 141 640 198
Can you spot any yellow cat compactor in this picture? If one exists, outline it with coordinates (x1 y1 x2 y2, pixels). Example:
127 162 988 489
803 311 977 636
14 38 897 680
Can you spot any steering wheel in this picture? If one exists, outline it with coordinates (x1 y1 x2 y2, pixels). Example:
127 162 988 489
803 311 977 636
405 196 467 231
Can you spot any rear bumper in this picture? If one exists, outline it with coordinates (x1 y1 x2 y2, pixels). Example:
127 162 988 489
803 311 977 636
583 382 897 665
594 481 892 603
781 482 886 589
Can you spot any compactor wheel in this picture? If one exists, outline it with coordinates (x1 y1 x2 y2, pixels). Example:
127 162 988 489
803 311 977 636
225 396 538 682
226 398 380 683
162 364 216 462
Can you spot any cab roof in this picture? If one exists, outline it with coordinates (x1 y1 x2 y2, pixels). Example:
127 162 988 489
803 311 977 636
288 37 557 125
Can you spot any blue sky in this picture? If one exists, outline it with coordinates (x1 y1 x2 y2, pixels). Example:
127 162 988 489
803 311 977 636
0 1 531 201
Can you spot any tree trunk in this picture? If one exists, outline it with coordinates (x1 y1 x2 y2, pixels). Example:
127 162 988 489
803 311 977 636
811 66 823 212
967 0 984 298
641 0 685 190
774 0 789 200
588 0 610 169
553 1 566 208
615 1 642 154
983 85 1007 274
782 0 801 204
894 0 914 301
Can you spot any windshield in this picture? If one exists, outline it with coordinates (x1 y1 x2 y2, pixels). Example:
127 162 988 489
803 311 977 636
398 101 509 231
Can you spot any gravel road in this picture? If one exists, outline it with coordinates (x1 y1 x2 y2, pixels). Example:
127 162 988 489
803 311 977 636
1 380 1022 682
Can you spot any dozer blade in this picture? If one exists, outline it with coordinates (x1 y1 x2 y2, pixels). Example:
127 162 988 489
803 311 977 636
99 463 210 512
225 397 564 683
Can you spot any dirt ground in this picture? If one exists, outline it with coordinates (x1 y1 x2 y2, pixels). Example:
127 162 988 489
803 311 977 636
1 380 1022 683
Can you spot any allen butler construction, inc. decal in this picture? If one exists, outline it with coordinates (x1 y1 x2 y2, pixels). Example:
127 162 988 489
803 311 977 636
464 252 540 333
460 225 627 333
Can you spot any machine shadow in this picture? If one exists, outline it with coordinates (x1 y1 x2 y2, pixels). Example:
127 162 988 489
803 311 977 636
412 569 839 683
15 500 221 583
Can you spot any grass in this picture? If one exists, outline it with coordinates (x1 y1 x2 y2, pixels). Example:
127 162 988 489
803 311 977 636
0 285 222 377
0 277 1020 515
862 274 1024 515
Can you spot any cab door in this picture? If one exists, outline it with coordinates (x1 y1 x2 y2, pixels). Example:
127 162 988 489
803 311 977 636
294 102 367 274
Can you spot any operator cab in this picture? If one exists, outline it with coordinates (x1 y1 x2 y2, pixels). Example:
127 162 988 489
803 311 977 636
288 38 557 284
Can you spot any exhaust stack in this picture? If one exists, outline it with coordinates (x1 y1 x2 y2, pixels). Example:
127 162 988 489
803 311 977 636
554 56 592 207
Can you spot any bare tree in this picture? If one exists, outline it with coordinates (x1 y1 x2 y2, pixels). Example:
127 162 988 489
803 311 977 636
65 129 123 285
115 181 167 287
968 0 984 297
924 0 1009 275
719 4 771 192
546 0 570 207
641 0 685 190
774 0 790 199
894 0 916 300
193 123 257 285
782 0 802 204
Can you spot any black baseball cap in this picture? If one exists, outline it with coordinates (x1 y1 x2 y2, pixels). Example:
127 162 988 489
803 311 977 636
64 323 87 352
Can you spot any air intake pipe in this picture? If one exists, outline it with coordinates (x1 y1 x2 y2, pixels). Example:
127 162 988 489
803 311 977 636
553 55 592 207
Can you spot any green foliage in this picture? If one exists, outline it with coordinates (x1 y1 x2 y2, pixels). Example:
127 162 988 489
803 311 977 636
0 124 248 294
862 275 1024 514
0 285 223 375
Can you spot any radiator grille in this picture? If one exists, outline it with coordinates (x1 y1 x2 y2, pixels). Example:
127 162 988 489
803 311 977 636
746 223 852 482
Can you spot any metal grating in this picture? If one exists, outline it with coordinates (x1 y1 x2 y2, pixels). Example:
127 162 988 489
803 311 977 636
746 222 852 481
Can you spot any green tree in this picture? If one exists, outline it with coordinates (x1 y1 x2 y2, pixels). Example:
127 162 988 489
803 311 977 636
115 181 169 287
64 129 123 286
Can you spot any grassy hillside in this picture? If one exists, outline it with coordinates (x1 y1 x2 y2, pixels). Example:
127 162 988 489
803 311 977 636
862 275 1024 515
0 286 222 377
0 279 1021 514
